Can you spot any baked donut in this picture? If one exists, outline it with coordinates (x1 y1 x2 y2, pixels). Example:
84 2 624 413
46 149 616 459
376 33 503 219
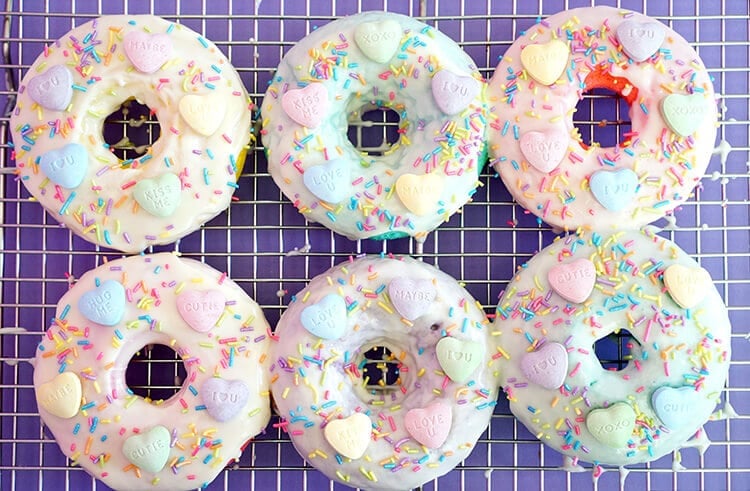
11 15 253 252
270 255 500 489
493 228 731 465
261 11 487 241
33 253 271 490
487 6 717 231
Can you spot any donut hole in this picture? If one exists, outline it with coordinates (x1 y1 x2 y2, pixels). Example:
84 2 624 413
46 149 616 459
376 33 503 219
573 88 632 149
347 107 401 156
361 346 401 391
594 329 640 372
103 99 161 161
125 344 187 403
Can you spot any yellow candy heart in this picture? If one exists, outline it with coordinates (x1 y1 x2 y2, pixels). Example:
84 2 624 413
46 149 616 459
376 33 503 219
395 173 445 216
323 412 372 459
179 93 227 136
663 264 712 309
520 39 569 86
36 372 82 419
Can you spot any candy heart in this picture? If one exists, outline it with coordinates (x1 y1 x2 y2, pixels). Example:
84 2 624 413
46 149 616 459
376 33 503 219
323 412 372 459
663 264 712 309
388 278 437 321
303 159 351 203
660 94 711 137
547 258 596 304
652 386 697 430
123 425 171 474
133 173 182 217
179 93 226 136
431 69 481 115
123 31 173 74
300 294 347 340
404 402 452 448
78 279 126 326
176 290 226 332
395 173 445 216
586 402 636 448
36 372 81 419
520 342 568 389
616 20 665 62
589 168 638 211
520 40 569 86
39 143 88 189
201 378 249 422
281 84 328 128
354 20 401 63
435 337 484 383
519 130 568 173
27 64 73 111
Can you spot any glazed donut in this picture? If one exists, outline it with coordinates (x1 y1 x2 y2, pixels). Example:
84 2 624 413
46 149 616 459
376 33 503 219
33 253 271 490
487 6 717 231
261 12 487 241
270 255 500 489
11 15 253 253
492 228 731 465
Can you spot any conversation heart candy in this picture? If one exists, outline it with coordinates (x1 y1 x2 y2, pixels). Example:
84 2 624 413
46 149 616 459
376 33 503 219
27 64 73 111
179 93 227 136
281 84 328 128
122 425 171 473
354 20 401 63
436 337 483 383
404 402 452 448
39 143 88 189
586 402 636 448
520 342 568 389
395 173 445 216
431 69 481 115
388 277 437 321
36 372 81 419
663 264 712 309
133 173 182 217
300 294 347 340
176 290 226 332
520 40 569 86
303 159 351 203
616 19 665 62
78 279 126 326
589 168 638 211
201 378 249 422
519 130 568 173
123 31 173 74
324 412 372 459
651 386 697 430
660 94 710 137
547 258 596 304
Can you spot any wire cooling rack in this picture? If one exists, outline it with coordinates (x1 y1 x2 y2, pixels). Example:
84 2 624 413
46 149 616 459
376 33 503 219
1 0 748 490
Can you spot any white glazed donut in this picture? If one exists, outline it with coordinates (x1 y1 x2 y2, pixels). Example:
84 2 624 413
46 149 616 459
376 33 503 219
261 11 487 241
486 6 717 231
492 228 731 465
270 255 500 489
11 15 253 252
32 253 272 490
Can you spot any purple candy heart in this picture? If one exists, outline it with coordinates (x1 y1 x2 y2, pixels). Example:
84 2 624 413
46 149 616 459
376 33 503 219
202 378 249 422
520 342 568 389
27 64 73 111
388 278 437 321
616 20 665 62
431 69 480 115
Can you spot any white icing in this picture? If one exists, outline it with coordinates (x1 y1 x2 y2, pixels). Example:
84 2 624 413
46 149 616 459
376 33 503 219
712 139 732 166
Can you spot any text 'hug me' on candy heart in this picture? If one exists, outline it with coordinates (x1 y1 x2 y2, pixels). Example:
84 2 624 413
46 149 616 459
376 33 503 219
78 279 126 326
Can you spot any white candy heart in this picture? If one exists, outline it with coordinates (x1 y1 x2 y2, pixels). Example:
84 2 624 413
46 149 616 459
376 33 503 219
324 413 372 459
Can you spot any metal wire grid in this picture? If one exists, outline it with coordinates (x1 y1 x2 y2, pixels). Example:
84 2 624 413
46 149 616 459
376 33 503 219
1 0 748 490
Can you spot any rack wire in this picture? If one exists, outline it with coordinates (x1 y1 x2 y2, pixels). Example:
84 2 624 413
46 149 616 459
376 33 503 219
1 0 748 490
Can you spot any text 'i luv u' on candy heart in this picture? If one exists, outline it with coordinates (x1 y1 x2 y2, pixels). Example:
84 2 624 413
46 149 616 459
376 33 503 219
354 20 402 63
27 64 73 111
300 294 348 340
123 31 173 74
435 337 484 384
36 372 82 419
303 159 351 203
616 19 665 62
123 425 171 474
395 173 445 216
201 378 249 422
431 69 481 115
520 342 568 389
39 143 88 189
519 129 568 173
133 173 182 217
281 84 328 128
660 94 711 137
651 386 698 430
520 39 569 86
663 264 712 309
586 402 636 448
176 290 226 332
323 412 372 460
78 279 126 326
589 168 639 212
388 277 437 321
404 401 452 448
179 93 227 136
547 258 596 304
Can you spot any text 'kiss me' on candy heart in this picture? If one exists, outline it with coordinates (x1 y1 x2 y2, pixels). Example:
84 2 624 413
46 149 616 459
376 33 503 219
27 64 73 111
201 378 249 422
547 258 596 304
78 279 126 326
39 143 88 189
123 31 173 74
388 277 437 321
303 159 351 203
133 173 182 217
354 20 402 63
176 289 226 332
281 84 328 128
300 294 347 340
431 69 481 115
589 168 639 212
616 19 665 62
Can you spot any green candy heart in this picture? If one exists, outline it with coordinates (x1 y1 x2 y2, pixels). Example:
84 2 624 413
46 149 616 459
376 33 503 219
435 337 484 383
122 425 171 474
133 173 182 217
660 93 710 137
586 402 636 448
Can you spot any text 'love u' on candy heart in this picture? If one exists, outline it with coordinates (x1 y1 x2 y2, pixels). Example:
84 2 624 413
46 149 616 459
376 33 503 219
78 279 126 326
586 402 636 448
201 378 249 422
651 385 699 430
303 159 351 203
431 69 481 115
436 337 483 384
662 264 712 309
520 39 569 86
300 294 348 340
27 64 73 111
324 412 372 460
520 342 568 389
176 290 226 332
547 258 596 304
39 143 88 189
616 19 665 62
123 425 171 474
179 93 227 136
660 93 711 137
388 277 437 321
133 173 182 217
281 84 328 128
589 168 638 212
36 372 81 419
395 173 445 216
519 129 568 173
123 31 173 74
404 401 452 448
354 20 402 63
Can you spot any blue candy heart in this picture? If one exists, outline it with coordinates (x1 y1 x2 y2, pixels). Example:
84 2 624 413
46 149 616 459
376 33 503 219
651 386 696 430
78 280 126 326
27 64 73 111
302 160 351 203
589 168 638 211
299 294 347 340
39 143 88 189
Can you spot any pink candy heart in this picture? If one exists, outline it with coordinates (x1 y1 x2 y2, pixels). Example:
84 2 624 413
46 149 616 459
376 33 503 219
431 69 481 115
519 130 568 173
404 402 452 448
123 31 173 74
176 290 226 332
281 84 328 128
548 258 596 304
388 278 437 321
520 342 568 389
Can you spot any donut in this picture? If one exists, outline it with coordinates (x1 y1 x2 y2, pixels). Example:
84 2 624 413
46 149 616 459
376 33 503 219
492 228 731 465
260 12 487 241
270 255 500 489
32 253 272 490
486 6 717 231
10 15 253 253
